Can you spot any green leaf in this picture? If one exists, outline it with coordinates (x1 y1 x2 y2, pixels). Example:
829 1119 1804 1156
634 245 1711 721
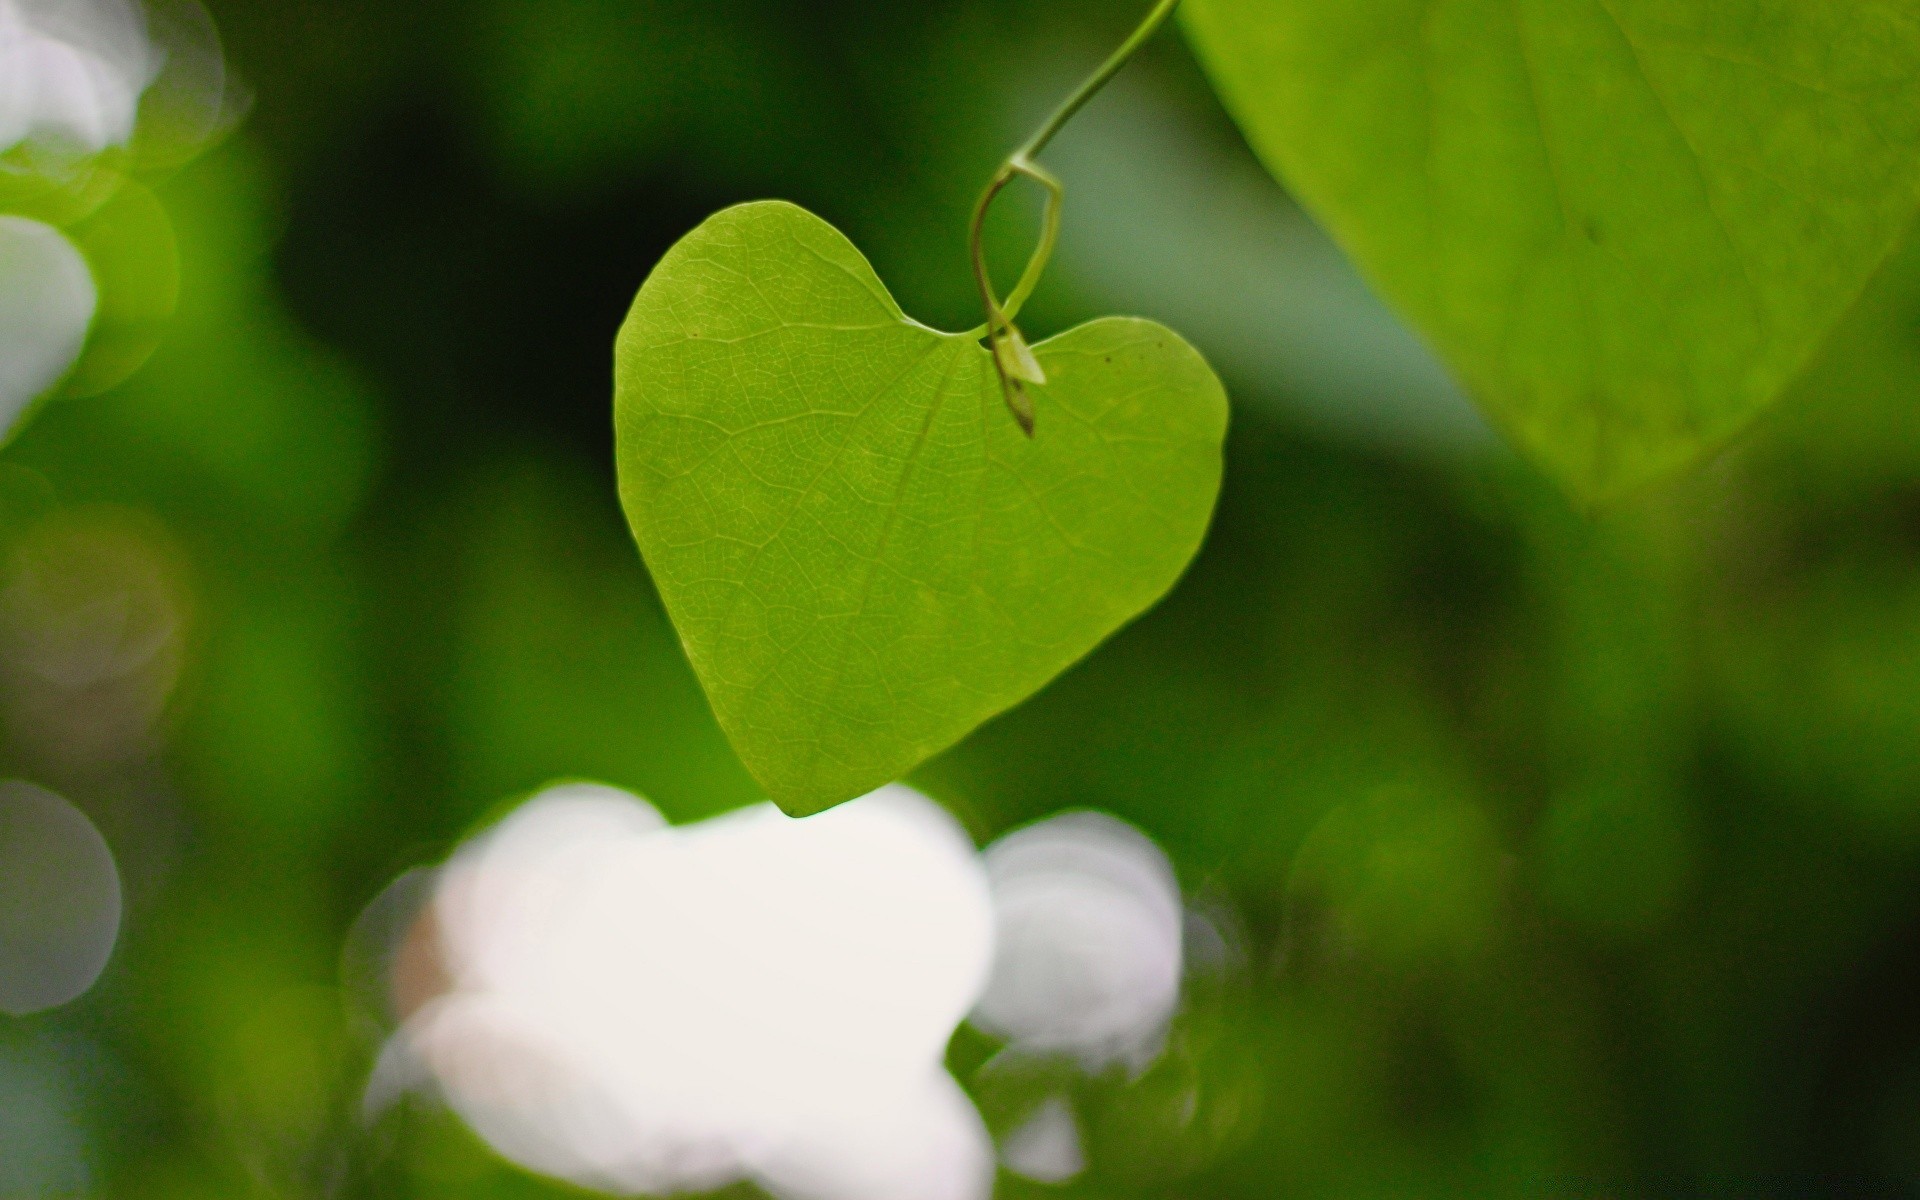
1182 0 1920 499
615 202 1228 816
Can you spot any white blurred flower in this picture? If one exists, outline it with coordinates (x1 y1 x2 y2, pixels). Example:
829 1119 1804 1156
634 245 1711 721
972 811 1184 1073
377 783 997 1200
0 0 156 161
0 215 95 437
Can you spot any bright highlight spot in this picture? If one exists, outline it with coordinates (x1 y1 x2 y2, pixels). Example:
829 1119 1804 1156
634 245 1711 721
972 811 1184 1071
999 1095 1086 1185
0 216 96 437
379 782 997 1200
0 779 122 1016
0 0 156 161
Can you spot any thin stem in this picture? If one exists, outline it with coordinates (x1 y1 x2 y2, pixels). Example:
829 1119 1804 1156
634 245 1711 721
1015 0 1181 163
970 0 1182 434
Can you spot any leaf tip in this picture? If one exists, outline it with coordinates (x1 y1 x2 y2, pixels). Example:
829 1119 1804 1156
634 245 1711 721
1009 384 1037 437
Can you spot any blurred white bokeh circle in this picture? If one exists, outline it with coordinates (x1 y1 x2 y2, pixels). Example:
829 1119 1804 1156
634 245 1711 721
999 1094 1085 1185
0 215 96 436
380 782 997 1200
0 779 122 1016
972 811 1184 1071
0 0 156 161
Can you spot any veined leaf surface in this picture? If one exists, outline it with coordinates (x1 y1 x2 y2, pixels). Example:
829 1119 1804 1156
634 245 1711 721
616 202 1228 815
1184 0 1920 498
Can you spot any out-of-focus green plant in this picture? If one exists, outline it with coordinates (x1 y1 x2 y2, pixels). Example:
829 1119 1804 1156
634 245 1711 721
614 0 1920 815
1184 0 1920 500
11 0 1920 1196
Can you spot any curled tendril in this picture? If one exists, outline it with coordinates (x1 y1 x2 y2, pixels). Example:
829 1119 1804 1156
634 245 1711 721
968 0 1182 435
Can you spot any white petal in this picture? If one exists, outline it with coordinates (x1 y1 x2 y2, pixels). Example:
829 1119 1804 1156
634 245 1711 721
397 782 998 1199
973 811 1184 1069
753 1069 995 1200
0 217 96 438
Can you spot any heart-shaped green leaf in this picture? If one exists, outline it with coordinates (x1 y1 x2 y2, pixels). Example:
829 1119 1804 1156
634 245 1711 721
615 202 1228 816
1183 0 1920 499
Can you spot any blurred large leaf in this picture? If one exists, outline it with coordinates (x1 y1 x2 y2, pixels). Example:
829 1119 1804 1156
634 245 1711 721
1182 0 1920 499
615 201 1227 815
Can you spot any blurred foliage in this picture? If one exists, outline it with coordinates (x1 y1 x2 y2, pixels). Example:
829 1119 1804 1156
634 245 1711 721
7 0 1920 1197
1181 0 1920 502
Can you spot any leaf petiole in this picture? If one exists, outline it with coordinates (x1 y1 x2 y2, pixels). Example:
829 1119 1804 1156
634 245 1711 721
970 0 1182 435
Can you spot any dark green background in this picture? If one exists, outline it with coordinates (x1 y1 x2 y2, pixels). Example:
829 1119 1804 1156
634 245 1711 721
7 0 1920 1195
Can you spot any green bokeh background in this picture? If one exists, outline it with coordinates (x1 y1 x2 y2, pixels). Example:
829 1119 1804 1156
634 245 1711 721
7 0 1920 1195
